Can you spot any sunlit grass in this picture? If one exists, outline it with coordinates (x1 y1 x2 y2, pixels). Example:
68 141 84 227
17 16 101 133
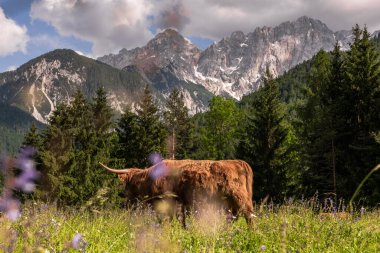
1 201 379 252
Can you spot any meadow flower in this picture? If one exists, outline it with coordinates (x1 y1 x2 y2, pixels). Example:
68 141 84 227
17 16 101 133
149 153 167 179
13 147 40 193
149 152 163 165
71 233 88 250
260 245 266 251
0 198 21 221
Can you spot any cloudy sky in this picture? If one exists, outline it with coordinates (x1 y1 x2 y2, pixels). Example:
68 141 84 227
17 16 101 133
1 0 380 72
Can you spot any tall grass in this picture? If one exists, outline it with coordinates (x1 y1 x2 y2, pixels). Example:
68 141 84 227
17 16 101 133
1 201 379 252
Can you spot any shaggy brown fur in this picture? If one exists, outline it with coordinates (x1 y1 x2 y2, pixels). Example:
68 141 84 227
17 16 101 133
99 160 254 224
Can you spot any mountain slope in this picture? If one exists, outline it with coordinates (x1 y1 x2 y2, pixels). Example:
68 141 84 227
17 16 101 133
0 103 44 153
0 49 147 123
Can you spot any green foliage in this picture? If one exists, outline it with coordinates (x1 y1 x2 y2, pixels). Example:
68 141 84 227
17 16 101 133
293 25 380 203
339 25 380 202
0 104 44 154
116 85 167 167
22 123 43 150
34 88 121 206
192 96 241 160
116 108 144 167
238 68 291 200
296 49 337 196
163 88 193 159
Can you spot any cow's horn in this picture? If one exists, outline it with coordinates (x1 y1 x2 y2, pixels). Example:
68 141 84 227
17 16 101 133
99 162 130 174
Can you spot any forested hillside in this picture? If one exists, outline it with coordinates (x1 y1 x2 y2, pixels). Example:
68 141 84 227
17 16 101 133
0 104 44 153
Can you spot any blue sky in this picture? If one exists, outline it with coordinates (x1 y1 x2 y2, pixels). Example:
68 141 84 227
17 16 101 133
1 0 380 73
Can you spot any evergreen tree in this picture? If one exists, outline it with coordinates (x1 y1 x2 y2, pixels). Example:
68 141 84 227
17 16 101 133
116 107 142 167
340 25 380 202
36 90 119 205
22 123 42 151
204 96 241 159
297 50 335 196
163 88 193 159
92 87 113 135
238 68 290 200
38 103 73 202
117 85 167 167
297 26 380 203
188 112 209 159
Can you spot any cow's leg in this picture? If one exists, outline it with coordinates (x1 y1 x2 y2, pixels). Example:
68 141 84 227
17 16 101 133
242 199 255 226
230 195 254 225
181 203 189 228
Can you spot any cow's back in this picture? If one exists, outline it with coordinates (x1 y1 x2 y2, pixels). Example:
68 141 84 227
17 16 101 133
209 160 253 199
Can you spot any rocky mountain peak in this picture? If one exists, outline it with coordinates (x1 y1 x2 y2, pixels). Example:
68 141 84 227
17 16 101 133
98 28 201 75
95 16 360 111
230 31 246 41
151 28 186 44
373 30 380 38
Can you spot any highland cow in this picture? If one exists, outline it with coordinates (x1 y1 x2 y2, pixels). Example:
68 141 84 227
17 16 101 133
99 160 254 224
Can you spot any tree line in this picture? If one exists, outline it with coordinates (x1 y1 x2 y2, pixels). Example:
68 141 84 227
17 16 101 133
19 25 380 207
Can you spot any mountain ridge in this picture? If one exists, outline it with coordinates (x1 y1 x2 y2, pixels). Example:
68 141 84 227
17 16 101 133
98 16 356 101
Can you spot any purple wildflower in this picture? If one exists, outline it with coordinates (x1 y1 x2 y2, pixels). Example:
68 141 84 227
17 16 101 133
149 152 163 165
13 147 40 192
0 147 39 222
71 233 88 250
0 198 21 221
260 245 266 251
148 153 167 180
150 163 167 179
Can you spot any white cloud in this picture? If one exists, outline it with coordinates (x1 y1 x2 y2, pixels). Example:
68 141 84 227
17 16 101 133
30 0 154 56
6 65 17 71
0 7 29 56
178 0 380 40
29 0 380 55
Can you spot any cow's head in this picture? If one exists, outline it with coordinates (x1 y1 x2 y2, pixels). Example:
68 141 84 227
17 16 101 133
99 163 145 204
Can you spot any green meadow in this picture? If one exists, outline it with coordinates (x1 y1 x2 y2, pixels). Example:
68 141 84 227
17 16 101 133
1 202 379 252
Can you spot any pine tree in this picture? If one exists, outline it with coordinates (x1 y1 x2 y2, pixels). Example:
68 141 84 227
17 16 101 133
22 123 42 151
38 103 73 202
204 96 241 159
116 107 142 167
163 88 192 159
340 25 380 202
88 87 120 204
238 68 290 200
92 87 113 135
297 50 334 196
36 90 119 205
117 85 167 167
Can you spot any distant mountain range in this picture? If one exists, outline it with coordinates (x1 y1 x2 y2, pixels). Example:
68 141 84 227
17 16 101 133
98 16 357 102
1 16 379 153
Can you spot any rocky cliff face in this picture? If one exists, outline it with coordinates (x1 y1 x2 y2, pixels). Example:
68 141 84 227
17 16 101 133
99 16 353 101
99 28 201 81
99 28 212 114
